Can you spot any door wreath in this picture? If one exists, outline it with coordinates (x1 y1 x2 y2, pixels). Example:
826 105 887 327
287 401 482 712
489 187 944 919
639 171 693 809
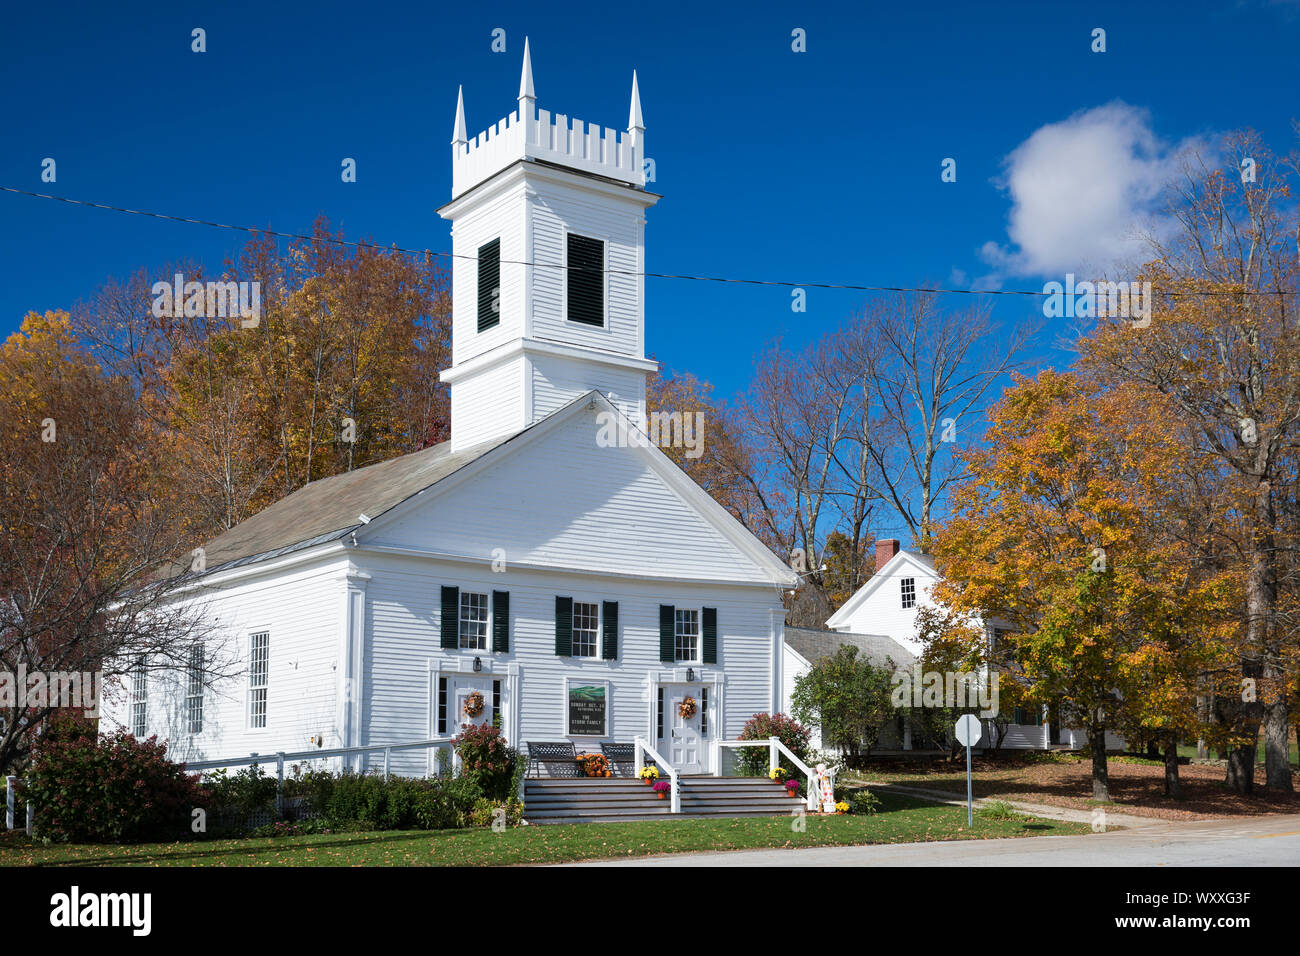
678 696 697 720
463 690 485 719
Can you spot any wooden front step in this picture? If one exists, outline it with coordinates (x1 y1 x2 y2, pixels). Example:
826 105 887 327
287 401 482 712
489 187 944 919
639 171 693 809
523 776 803 823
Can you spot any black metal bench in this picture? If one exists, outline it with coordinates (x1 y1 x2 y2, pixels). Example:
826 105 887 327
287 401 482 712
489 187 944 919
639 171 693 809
526 741 579 778
600 742 637 777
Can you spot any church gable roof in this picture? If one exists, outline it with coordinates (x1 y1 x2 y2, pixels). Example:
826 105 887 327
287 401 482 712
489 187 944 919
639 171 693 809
196 434 514 574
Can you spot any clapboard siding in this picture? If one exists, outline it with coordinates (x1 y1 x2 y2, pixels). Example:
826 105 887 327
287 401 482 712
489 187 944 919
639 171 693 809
530 352 646 425
371 408 770 583
528 179 643 358
449 355 526 448
102 556 348 767
831 553 940 656
364 554 779 776
450 181 527 367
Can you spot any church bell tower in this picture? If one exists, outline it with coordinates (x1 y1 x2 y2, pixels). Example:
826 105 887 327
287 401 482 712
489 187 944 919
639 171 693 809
439 39 661 452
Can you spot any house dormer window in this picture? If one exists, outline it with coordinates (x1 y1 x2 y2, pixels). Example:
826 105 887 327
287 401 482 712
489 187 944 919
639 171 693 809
477 238 501 332
566 233 604 327
900 577 916 609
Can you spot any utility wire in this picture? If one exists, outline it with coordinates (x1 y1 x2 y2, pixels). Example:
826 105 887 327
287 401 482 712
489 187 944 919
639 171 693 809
3 184 1293 299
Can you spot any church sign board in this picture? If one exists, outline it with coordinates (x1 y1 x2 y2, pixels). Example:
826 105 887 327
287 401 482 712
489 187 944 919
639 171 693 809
567 680 608 737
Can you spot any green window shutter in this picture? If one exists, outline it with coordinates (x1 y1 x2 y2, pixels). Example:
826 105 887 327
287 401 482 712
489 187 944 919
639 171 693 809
566 233 605 327
702 607 718 664
555 596 573 656
440 586 459 649
601 601 619 660
659 605 675 663
477 238 501 332
492 590 510 652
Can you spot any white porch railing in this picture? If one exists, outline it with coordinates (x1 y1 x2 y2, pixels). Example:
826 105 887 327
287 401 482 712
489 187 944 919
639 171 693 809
4 776 33 835
714 736 831 812
633 736 680 813
180 737 456 815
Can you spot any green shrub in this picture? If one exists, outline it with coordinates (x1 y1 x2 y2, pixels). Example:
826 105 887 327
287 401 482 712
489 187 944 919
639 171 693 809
848 790 881 815
318 770 483 831
204 766 278 822
22 714 209 843
468 797 524 829
735 713 812 776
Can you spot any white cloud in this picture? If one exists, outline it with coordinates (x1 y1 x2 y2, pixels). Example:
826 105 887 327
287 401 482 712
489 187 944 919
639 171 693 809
980 103 1206 281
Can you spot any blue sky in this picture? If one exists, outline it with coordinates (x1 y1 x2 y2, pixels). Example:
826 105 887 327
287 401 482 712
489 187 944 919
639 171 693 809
3 0 1299 400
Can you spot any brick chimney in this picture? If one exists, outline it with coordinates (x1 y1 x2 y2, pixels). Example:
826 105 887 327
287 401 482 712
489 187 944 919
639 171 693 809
874 539 901 573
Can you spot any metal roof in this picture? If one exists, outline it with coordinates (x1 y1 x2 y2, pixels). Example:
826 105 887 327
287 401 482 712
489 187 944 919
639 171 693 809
784 626 915 669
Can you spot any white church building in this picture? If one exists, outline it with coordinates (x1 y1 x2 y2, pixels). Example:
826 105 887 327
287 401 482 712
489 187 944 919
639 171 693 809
105 43 798 777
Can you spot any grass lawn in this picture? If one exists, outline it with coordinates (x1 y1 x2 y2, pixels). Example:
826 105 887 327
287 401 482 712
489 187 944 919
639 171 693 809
0 790 1087 867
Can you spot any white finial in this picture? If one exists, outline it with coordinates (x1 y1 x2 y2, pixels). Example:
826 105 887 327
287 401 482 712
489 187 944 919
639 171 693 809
628 70 644 131
519 37 535 103
452 85 467 146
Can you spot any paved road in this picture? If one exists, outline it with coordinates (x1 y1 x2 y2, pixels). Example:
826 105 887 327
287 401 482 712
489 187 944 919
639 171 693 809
562 813 1300 866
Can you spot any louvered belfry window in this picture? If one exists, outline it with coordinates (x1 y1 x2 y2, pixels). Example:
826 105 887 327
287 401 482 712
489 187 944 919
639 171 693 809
566 233 604 327
478 238 501 332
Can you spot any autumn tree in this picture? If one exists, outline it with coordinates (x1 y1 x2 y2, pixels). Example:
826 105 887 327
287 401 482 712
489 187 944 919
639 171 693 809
934 370 1227 800
1082 131 1300 792
0 312 232 774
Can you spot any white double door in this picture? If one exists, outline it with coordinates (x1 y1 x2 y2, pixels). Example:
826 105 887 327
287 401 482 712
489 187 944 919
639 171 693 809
663 684 706 774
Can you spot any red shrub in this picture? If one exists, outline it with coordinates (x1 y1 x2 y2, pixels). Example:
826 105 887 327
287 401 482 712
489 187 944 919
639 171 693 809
20 714 210 843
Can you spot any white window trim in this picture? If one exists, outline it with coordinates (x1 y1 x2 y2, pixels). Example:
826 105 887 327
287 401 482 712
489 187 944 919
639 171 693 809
185 644 204 736
459 590 490 651
130 657 147 738
565 677 610 738
570 599 601 660
247 629 270 731
561 229 611 332
674 607 701 664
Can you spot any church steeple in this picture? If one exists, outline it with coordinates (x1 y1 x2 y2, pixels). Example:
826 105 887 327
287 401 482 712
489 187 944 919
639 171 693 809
439 44 660 452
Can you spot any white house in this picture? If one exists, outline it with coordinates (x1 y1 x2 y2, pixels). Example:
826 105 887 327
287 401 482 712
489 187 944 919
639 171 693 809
781 626 912 754
820 539 1123 752
103 43 798 778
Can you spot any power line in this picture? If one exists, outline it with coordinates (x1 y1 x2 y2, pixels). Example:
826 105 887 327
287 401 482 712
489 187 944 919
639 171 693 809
3 184 1293 300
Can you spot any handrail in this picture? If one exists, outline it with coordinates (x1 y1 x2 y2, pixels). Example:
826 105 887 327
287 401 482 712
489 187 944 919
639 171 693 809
634 736 680 813
714 737 833 812
180 736 455 771
771 737 821 811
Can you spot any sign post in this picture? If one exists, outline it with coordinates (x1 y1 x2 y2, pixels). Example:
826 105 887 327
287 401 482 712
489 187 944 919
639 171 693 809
954 714 981 827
